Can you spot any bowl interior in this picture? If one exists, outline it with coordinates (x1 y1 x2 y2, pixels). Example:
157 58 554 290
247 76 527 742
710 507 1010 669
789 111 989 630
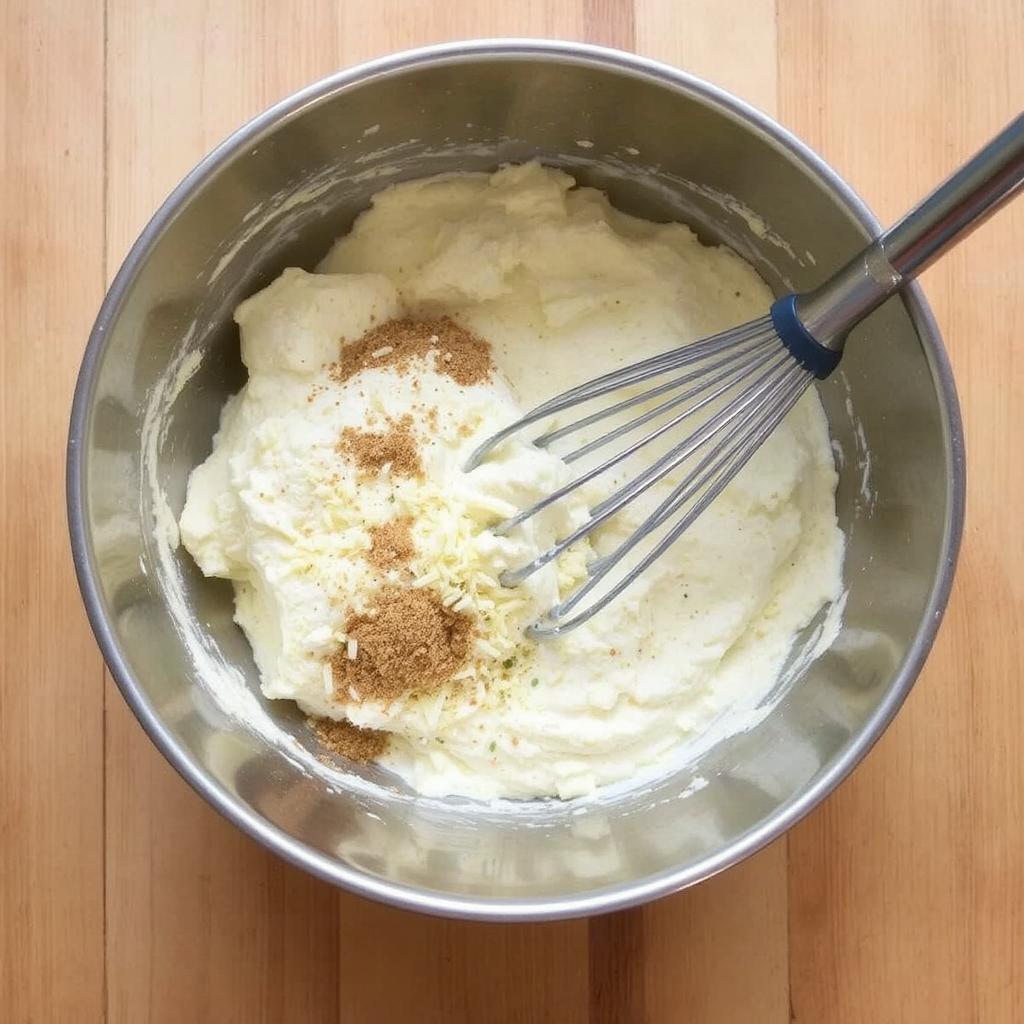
75 46 958 916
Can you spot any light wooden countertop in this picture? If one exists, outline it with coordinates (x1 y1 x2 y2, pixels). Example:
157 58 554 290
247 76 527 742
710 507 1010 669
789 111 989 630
2 1 1021 1020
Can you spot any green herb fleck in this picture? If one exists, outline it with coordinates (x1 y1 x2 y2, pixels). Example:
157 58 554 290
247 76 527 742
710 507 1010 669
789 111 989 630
489 741 496 753
531 677 539 687
502 657 515 669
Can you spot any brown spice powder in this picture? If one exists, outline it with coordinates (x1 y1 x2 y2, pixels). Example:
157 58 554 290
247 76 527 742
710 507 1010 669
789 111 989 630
331 316 494 387
337 415 422 478
332 585 474 704
309 716 388 762
366 515 415 571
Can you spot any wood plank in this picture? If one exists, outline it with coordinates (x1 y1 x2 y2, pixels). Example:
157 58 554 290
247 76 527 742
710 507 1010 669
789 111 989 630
634 0 777 110
597 6 791 1023
0 1 107 1020
326 7 595 1023
588 853 791 1024
103 3 346 1020
780 1 1024 1020
336 899 589 1024
104 715 339 1023
641 854 790 1024
330 0 593 67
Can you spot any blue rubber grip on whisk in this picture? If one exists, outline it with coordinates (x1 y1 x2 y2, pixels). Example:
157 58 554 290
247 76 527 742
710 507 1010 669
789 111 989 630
770 295 842 379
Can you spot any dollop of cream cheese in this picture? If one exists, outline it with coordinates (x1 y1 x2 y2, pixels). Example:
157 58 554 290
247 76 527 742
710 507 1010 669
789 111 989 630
181 162 844 800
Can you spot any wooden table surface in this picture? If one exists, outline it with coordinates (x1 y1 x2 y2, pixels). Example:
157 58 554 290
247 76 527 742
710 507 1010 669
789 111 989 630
2 1 1022 1021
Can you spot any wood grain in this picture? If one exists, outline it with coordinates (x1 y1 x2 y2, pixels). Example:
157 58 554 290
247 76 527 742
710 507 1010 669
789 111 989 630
336 900 589 1024
780 2 1024 1022
635 0 777 111
592 7 792 1023
103 3 346 1021
323 7 597 1019
0 1 106 1021
2 1 1022 1021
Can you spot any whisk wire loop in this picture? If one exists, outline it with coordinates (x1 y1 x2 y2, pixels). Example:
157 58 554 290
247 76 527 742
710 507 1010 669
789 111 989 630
497 336 798 589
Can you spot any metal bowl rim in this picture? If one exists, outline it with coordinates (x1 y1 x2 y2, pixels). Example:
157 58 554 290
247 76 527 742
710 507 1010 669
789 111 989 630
66 37 966 922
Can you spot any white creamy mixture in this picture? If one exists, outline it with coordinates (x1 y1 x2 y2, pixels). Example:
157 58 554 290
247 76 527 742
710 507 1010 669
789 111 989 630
181 163 844 800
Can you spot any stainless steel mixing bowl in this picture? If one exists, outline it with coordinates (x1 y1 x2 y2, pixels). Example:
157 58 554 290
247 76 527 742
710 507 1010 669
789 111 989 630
67 40 964 920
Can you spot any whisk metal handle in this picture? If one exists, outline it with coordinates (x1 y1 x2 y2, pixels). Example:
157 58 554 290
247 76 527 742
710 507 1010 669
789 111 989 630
794 111 1024 357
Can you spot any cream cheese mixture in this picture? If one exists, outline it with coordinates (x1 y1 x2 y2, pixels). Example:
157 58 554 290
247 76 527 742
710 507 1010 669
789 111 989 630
180 162 844 800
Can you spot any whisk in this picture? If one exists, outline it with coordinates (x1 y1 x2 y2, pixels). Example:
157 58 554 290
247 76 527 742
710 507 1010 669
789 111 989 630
467 113 1024 638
